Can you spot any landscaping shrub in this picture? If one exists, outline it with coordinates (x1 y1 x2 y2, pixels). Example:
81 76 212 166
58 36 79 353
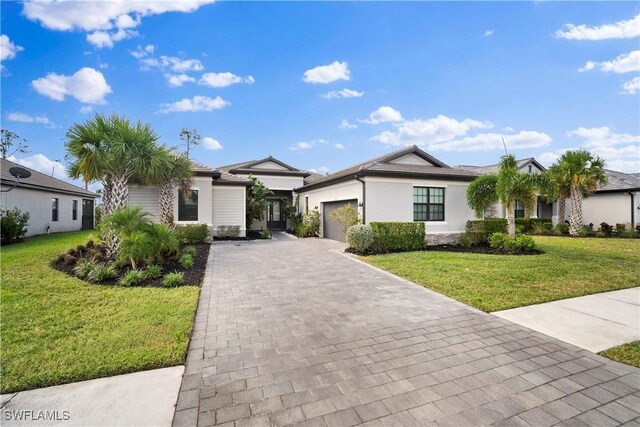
554 223 569 235
489 232 536 252
459 233 472 248
92 264 117 282
119 269 145 287
515 218 553 234
370 222 425 254
620 229 639 239
599 222 614 236
0 208 30 244
328 203 361 238
143 264 163 280
578 223 595 237
174 224 209 244
180 253 194 269
182 246 196 257
302 209 320 237
345 224 373 253
293 223 307 238
74 261 97 279
63 254 77 266
465 218 508 244
615 223 626 233
163 272 184 287
261 229 271 239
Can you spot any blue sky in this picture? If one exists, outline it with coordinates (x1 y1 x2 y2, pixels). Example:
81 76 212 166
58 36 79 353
1 1 639 187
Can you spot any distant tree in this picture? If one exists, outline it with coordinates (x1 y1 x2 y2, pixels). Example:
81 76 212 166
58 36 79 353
246 176 274 228
0 129 29 158
179 128 201 159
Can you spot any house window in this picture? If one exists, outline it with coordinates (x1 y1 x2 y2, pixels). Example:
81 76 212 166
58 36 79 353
515 200 525 218
528 165 532 173
72 200 78 220
52 198 59 222
305 196 309 213
178 190 198 221
413 187 445 221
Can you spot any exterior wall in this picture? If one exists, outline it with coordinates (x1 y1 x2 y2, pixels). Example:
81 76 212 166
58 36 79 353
364 177 475 235
212 186 246 237
0 185 88 237
174 176 214 226
251 161 289 170
129 185 161 222
296 180 363 238
239 174 304 191
565 192 638 227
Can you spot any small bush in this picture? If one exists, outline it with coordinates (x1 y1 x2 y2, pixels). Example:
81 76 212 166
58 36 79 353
465 219 508 244
293 223 307 238
489 232 536 252
370 222 425 254
119 269 145 287
328 203 361 239
92 265 117 282
515 218 553 234
182 246 196 257
579 224 595 237
174 224 209 244
86 239 95 249
67 248 78 256
302 209 320 236
74 261 97 279
76 244 86 253
531 221 552 235
636 225 640 233
514 234 536 251
180 253 194 269
620 229 638 239
459 233 472 248
144 264 163 279
261 229 271 239
163 272 184 287
599 222 614 235
63 254 78 266
0 207 30 244
615 223 626 233
346 224 374 253
554 223 569 235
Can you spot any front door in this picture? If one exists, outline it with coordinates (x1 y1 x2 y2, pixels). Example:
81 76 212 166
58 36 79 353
267 200 284 230
81 199 95 230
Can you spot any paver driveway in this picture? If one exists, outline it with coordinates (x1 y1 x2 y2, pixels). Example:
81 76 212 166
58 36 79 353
174 235 640 427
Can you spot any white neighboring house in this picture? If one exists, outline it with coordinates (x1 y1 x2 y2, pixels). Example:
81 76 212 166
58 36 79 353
127 161 252 237
564 170 640 229
1 158 97 237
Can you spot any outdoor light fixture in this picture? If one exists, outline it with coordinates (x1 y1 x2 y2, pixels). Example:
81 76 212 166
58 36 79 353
1 166 32 192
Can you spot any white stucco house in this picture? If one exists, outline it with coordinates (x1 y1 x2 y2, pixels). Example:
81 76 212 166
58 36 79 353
1 158 97 237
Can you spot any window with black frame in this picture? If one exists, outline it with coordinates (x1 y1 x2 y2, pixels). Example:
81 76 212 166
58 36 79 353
52 198 59 222
515 200 525 218
178 190 198 221
413 187 445 221
72 200 78 220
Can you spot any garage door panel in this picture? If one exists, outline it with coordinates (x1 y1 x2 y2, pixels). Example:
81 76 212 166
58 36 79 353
322 199 358 242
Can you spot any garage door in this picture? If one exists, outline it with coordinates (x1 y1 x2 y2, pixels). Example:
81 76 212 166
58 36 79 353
322 199 358 242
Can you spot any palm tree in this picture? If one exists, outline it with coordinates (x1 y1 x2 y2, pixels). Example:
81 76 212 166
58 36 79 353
552 150 607 236
157 152 193 225
467 154 541 237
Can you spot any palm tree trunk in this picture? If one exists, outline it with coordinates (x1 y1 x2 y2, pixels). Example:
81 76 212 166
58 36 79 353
110 174 129 212
506 201 516 237
159 181 174 225
101 180 113 217
557 197 566 224
569 185 583 236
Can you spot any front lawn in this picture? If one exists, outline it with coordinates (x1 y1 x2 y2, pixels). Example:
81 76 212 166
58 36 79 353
0 231 200 393
599 341 640 368
363 236 639 312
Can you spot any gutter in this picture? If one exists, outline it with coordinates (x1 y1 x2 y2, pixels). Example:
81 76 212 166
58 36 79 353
355 174 366 224
630 192 636 228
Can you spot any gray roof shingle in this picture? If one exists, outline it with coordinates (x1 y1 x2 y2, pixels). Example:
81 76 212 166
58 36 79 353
1 158 97 197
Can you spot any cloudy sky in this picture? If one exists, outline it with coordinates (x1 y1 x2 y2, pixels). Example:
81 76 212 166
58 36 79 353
1 1 639 186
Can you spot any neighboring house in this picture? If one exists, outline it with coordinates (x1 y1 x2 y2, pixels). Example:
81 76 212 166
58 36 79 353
217 157 311 231
1 158 97 237
564 169 640 228
294 146 480 243
128 161 251 236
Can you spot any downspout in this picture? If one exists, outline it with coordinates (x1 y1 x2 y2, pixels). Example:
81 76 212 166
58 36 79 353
629 192 635 229
355 174 366 224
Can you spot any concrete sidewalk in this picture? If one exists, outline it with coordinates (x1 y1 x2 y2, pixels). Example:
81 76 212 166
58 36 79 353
494 287 640 353
1 366 184 426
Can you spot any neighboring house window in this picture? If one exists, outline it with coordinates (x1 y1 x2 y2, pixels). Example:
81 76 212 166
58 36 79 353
515 200 525 218
305 196 309 213
413 187 445 221
528 165 532 173
52 198 59 222
178 190 198 221
72 200 78 220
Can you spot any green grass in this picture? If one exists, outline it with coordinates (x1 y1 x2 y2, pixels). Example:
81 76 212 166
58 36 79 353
599 341 640 368
0 231 200 393
363 236 640 312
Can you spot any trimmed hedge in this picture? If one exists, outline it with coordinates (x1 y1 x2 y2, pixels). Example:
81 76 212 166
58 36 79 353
174 224 209 244
370 222 425 254
515 218 553 233
465 218 508 244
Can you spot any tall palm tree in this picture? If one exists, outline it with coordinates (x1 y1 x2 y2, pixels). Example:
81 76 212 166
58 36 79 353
467 154 540 237
552 150 607 236
157 152 193 225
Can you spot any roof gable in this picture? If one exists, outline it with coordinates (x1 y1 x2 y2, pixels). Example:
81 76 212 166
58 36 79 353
247 159 291 171
387 153 437 167
1 158 96 197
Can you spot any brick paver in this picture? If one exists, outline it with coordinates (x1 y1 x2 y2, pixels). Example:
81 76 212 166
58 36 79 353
174 235 640 426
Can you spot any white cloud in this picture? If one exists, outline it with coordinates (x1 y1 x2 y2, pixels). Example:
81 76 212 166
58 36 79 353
79 105 93 114
7 154 68 181
303 61 350 84
22 0 215 48
199 72 255 88
166 73 196 87
159 95 230 113
32 67 112 104
579 50 640 74
202 137 223 150
565 126 640 172
340 119 357 129
334 143 345 150
131 44 155 59
321 88 364 99
7 112 54 126
483 30 494 37
621 77 640 95
428 131 551 152
537 148 574 165
555 13 640 40
1 34 23 62
140 55 204 73
361 106 403 125
288 139 328 151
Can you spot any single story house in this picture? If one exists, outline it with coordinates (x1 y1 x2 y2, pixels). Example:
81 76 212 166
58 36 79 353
1 158 97 237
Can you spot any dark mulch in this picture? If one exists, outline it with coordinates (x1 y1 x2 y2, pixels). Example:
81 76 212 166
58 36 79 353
213 230 268 241
346 244 543 256
51 244 211 287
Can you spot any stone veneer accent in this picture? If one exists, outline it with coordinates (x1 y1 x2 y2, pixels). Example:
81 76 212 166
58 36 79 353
426 232 461 245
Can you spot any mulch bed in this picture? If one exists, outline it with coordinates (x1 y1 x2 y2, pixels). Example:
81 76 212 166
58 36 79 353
51 244 211 287
213 230 268 241
346 244 543 256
